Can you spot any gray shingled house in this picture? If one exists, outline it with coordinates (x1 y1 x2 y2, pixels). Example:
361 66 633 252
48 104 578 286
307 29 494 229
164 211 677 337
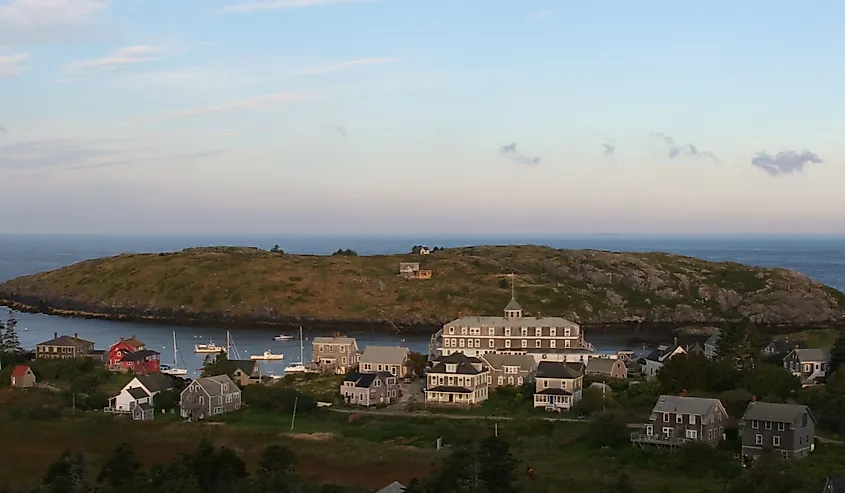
312 335 359 374
631 393 727 448
425 353 490 406
231 360 260 386
482 353 537 388
180 375 242 421
740 400 816 459
783 348 830 386
340 371 399 407
359 346 411 378
585 357 627 379
533 361 584 411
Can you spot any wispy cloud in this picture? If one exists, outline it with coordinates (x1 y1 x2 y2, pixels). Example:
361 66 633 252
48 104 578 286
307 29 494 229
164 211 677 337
751 150 823 177
0 0 107 28
126 91 312 125
0 52 28 77
0 139 119 170
321 123 347 137
650 132 718 161
499 143 540 166
297 57 398 75
220 0 379 14
70 150 230 170
528 9 552 20
600 143 616 156
69 45 159 74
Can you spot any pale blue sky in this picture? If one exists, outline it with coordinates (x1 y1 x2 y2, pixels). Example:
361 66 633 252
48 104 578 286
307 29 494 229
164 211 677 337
1 0 843 235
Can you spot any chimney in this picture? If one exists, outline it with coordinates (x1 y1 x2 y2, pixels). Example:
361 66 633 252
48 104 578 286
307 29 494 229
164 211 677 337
74 333 78 341
537 312 542 319
458 311 463 318
673 336 678 346
54 332 58 339
120 337 124 342
752 395 756 402
681 389 687 398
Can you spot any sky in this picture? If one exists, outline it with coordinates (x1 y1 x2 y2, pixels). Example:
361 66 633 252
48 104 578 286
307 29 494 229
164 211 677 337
1 0 844 236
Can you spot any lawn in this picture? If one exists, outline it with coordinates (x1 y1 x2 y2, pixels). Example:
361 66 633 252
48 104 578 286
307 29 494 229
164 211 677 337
777 328 840 349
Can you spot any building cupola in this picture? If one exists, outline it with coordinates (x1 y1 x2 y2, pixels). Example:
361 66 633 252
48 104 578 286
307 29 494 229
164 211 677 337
504 297 522 319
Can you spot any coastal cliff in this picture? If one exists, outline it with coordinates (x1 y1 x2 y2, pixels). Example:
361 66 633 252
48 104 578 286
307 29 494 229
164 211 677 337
0 245 843 331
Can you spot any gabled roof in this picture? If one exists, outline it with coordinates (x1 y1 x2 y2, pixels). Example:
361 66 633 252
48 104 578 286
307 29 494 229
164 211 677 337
312 336 357 346
586 358 623 374
193 374 238 396
787 348 830 363
127 387 149 399
231 359 257 374
136 373 177 393
376 481 406 493
741 401 814 424
37 335 94 347
118 336 145 349
645 344 685 363
121 349 160 362
344 370 393 388
429 353 486 375
536 361 584 379
652 395 727 420
767 339 809 353
360 346 410 366
10 365 31 378
536 388 572 396
481 353 536 372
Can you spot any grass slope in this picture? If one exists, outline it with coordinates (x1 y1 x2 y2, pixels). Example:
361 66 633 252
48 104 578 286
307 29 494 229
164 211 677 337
1 245 843 327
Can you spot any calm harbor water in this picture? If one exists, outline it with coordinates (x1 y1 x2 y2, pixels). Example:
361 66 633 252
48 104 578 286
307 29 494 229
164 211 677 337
2 234 844 376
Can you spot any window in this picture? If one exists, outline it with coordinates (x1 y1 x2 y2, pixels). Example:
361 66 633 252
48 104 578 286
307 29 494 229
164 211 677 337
508 376 514 386
543 380 549 388
646 425 653 435
521 339 527 348
377 364 383 371
459 339 465 348
461 327 467 335
676 414 683 424
199 396 205 404
781 450 789 459
488 327 495 336
505 328 511 336
765 421 772 430
663 412 670 422
518 376 523 385
708 429 714 440
689 414 695 425
755 434 763 445
489 339 495 348
662 427 672 436
448 327 454 334
340 345 346 353
564 328 571 337
342 357 347 364
550 340 556 348
751 420 759 429
505 340 511 348
521 328 528 336
773 436 781 447
777 422 785 431
233 392 240 399
536 340 542 348
475 339 481 348
226 394 233 403
802 413 808 428
564 340 571 348
550 328 556 337
498 376 503 385
685 430 697 439
535 327 541 337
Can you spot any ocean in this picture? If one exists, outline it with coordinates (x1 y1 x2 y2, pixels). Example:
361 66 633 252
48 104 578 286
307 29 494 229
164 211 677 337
1 234 843 377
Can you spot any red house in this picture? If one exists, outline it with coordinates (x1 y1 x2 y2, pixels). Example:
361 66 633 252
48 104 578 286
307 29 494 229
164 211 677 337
108 336 160 374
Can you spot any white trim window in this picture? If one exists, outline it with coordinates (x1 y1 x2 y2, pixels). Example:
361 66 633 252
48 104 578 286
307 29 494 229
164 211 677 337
663 412 670 422
646 425 653 435
676 414 683 424
773 436 781 447
685 429 697 439
755 434 763 445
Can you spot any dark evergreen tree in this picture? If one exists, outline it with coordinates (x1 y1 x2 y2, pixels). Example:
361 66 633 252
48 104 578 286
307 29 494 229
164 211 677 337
97 442 141 490
476 435 518 493
254 445 300 493
716 318 761 371
0 309 20 353
829 331 845 375
42 450 88 493
613 472 634 493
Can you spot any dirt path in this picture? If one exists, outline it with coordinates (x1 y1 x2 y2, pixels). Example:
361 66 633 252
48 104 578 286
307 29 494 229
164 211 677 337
816 434 843 444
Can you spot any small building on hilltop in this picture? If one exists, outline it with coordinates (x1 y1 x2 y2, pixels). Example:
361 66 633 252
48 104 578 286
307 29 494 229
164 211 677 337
340 370 399 407
532 361 584 412
631 393 727 449
398 262 431 279
10 365 36 388
740 399 816 460
312 335 359 375
36 333 97 360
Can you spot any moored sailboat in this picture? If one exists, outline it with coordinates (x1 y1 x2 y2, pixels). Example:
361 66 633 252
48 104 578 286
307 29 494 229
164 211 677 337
161 330 188 376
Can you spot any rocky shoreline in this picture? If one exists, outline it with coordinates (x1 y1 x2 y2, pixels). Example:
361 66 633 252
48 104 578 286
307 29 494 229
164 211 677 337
3 296 843 341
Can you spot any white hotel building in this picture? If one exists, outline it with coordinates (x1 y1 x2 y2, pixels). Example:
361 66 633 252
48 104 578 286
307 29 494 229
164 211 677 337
430 297 597 364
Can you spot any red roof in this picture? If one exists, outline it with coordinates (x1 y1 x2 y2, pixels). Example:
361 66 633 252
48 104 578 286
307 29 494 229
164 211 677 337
11 365 30 378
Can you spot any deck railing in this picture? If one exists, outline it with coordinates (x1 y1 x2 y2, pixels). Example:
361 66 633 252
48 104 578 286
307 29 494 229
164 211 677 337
630 432 691 446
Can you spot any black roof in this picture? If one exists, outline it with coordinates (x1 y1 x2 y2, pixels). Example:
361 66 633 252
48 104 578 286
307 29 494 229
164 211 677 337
344 371 392 388
429 353 485 375
231 359 257 374
427 386 472 394
127 387 149 399
766 339 809 353
122 349 160 362
536 388 572 396
645 344 681 362
136 373 177 393
536 361 583 379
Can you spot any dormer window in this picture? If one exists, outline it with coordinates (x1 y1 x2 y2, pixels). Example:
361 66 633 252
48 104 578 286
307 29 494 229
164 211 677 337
446 364 457 373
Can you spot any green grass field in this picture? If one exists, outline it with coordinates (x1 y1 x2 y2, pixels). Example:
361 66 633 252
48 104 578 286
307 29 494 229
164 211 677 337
776 328 840 349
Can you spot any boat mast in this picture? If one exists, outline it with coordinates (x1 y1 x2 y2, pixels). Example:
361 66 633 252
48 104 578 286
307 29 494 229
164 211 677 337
172 331 178 366
226 331 231 359
299 326 304 363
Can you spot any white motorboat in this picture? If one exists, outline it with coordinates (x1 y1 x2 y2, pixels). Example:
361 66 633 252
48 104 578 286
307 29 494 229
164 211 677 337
194 342 224 354
284 326 315 373
161 331 188 376
251 349 284 361
274 334 294 341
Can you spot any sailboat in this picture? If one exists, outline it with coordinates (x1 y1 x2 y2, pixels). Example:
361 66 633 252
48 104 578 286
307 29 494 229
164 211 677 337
161 331 188 376
284 326 312 373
